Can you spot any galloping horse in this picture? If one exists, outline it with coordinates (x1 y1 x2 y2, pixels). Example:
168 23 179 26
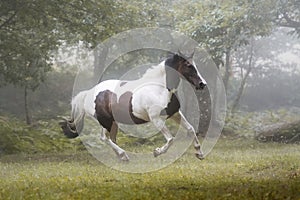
60 53 207 161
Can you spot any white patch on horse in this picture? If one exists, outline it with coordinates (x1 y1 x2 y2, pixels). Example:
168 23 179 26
192 60 207 85
112 61 169 121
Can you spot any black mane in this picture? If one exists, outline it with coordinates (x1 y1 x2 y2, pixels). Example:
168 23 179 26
164 54 183 91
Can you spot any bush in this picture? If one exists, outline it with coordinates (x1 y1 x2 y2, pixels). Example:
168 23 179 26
0 116 84 155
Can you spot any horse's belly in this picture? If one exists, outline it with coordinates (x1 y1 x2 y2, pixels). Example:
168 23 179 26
93 80 120 96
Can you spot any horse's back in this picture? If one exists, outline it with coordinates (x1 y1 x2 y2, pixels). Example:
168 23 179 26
83 79 172 124
93 80 120 96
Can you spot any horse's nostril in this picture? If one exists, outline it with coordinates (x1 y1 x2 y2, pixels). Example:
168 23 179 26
195 82 206 90
197 82 206 90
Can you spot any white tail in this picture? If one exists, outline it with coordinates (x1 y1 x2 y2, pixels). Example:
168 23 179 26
70 91 87 134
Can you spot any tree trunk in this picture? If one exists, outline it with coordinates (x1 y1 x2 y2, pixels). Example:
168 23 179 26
257 120 300 143
93 45 108 83
24 85 32 125
223 49 231 92
231 39 254 113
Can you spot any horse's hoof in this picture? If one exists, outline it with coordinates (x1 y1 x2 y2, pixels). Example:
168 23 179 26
195 153 204 160
153 148 161 157
120 152 130 161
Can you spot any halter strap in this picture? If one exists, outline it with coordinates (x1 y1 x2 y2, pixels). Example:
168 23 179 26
169 88 177 94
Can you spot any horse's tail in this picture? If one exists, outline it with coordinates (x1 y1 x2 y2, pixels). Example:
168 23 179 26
60 91 86 138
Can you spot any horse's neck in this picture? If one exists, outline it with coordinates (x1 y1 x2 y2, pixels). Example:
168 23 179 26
140 61 164 79
141 61 180 91
165 68 180 91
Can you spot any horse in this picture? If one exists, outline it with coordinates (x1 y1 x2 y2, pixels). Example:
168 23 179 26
60 53 207 161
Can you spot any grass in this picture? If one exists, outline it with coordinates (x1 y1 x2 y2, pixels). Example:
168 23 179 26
0 139 299 200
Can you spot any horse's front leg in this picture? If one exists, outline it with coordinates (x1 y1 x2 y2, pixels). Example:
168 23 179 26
151 117 174 157
173 111 204 160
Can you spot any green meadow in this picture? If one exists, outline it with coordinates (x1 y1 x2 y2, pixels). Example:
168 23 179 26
1 139 299 200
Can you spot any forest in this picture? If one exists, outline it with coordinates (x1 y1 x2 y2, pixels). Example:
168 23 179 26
0 0 299 199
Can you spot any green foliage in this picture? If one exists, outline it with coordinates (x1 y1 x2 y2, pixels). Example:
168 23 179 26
1 0 59 89
224 109 300 137
0 139 299 199
175 0 275 66
227 29 300 111
244 64 300 110
0 69 76 120
0 116 84 154
275 0 300 36
0 0 166 123
0 0 156 90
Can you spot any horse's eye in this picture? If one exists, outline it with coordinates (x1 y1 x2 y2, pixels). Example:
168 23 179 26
188 65 194 68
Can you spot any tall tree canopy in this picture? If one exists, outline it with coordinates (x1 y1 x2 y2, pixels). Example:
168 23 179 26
1 0 298 123
275 0 300 36
0 0 155 123
0 0 145 89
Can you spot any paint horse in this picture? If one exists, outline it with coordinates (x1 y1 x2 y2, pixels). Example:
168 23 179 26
60 53 207 161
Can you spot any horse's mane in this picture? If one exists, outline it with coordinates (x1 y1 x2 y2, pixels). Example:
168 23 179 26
141 61 165 79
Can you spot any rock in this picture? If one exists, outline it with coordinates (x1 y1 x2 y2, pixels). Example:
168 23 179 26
256 120 300 143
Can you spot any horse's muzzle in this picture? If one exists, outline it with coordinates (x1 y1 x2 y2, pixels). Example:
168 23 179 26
196 82 206 90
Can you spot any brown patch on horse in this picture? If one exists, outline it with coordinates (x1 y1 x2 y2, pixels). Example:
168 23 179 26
94 90 147 132
174 56 204 90
110 121 118 143
95 90 115 132
165 54 202 88
177 60 193 77
160 93 180 118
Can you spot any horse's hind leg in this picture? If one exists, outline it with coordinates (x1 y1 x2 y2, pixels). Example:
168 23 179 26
173 111 204 160
109 122 129 161
110 121 118 144
99 123 129 161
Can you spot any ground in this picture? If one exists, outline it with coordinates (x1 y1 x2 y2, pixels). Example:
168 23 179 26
0 139 299 200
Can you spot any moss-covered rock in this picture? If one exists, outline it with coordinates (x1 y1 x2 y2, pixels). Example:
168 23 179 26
257 120 300 143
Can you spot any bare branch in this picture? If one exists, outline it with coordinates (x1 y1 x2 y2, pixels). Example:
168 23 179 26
0 11 17 29
278 12 300 29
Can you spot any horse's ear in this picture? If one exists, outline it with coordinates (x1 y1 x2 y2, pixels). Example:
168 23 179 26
178 49 185 57
174 49 187 61
173 53 182 61
185 49 195 60
167 51 175 58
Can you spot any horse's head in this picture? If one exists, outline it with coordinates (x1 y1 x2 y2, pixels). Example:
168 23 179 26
166 53 207 90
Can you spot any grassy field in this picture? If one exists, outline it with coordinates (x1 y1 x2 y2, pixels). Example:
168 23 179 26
0 139 299 200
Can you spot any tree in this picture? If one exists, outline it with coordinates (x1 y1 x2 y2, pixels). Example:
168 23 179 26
275 0 300 37
0 0 147 123
239 29 300 110
175 0 275 91
229 28 300 112
0 0 60 123
231 37 254 113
